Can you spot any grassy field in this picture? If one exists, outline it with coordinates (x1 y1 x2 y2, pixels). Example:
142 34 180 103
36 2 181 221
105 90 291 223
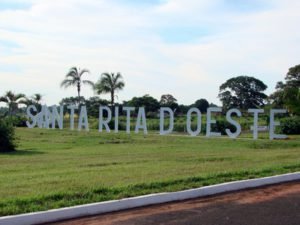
0 128 299 216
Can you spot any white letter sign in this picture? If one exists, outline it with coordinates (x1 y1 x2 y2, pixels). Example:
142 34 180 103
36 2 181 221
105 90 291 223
186 107 201 136
99 106 112 133
206 107 222 137
160 107 174 135
226 108 241 138
270 109 287 140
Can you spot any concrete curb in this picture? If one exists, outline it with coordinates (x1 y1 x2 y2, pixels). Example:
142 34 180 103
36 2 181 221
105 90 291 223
1 172 300 225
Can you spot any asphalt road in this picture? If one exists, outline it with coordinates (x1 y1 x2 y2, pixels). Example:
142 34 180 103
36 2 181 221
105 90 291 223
48 181 300 225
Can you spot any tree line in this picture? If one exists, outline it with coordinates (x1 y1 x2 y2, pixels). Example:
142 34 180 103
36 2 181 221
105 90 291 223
0 64 299 117
0 63 299 153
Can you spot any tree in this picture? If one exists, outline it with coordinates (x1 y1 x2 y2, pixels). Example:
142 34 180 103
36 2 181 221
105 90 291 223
160 94 178 110
94 72 125 107
285 64 300 87
270 64 300 114
23 93 43 111
85 97 110 118
59 96 85 106
209 103 218 107
0 91 26 115
218 76 267 110
60 67 94 103
0 119 16 152
32 93 43 105
59 96 86 115
176 104 189 115
0 107 8 117
269 82 285 108
160 94 177 105
193 98 209 113
125 95 160 113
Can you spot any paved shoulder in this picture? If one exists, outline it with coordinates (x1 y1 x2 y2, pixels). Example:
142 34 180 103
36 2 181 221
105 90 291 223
49 181 300 225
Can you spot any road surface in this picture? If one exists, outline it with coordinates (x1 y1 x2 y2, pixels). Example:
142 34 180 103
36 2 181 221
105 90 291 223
48 181 300 225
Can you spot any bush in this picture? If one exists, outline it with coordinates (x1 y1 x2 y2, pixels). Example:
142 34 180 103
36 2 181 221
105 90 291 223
280 117 300 134
200 119 236 135
0 119 16 152
5 116 27 127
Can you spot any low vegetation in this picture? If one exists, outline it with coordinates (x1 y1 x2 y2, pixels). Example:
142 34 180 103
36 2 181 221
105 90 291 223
0 128 299 216
280 116 300 134
0 119 16 152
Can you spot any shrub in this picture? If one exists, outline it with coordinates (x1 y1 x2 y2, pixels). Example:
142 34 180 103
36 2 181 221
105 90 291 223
0 119 16 152
6 116 27 127
280 117 300 134
200 119 236 135
215 120 237 135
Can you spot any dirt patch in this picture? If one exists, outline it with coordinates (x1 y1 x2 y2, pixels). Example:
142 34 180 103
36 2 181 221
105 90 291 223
48 181 300 225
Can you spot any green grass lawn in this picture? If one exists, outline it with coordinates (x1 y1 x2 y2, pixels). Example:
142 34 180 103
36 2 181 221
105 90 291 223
0 128 299 216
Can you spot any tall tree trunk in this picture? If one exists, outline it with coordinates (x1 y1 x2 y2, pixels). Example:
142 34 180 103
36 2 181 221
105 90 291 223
9 103 15 116
111 90 114 116
111 90 114 107
77 83 81 105
8 104 12 117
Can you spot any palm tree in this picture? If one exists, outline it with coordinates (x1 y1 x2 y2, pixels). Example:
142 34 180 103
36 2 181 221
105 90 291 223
0 91 26 115
60 67 94 103
94 72 125 107
24 93 43 106
32 93 43 105
22 93 43 111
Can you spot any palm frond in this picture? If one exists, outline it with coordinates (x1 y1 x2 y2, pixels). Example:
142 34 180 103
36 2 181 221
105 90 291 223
69 67 78 74
79 68 90 77
0 96 8 103
115 81 125 90
82 80 94 88
101 72 111 78
15 93 26 100
32 93 42 101
65 67 79 79
60 79 77 88
96 85 111 94
101 73 113 85
18 98 29 105
114 72 123 81
5 91 14 100
94 81 110 94
95 72 125 95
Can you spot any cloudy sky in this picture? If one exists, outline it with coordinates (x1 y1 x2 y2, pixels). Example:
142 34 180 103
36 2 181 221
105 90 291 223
0 0 299 106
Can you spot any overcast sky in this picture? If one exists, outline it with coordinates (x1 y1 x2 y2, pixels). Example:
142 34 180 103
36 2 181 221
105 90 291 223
0 0 299 106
